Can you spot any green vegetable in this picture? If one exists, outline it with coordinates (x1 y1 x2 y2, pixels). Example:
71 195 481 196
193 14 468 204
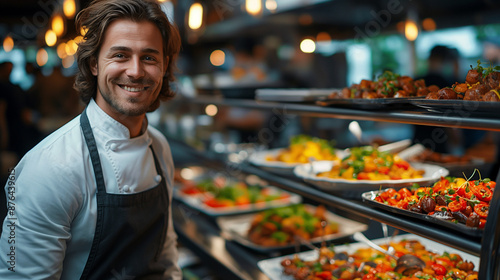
271 231 288 242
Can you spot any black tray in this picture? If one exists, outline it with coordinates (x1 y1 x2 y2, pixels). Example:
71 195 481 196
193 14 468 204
411 99 500 118
361 190 483 237
317 97 423 110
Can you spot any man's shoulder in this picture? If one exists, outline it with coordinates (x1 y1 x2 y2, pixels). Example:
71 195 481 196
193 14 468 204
25 116 84 164
147 125 168 144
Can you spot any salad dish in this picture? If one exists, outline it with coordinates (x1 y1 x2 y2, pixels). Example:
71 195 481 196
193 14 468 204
293 146 448 193
217 204 368 253
174 171 301 216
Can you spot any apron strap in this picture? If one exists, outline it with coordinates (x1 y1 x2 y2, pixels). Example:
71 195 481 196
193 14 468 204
80 108 106 193
149 145 163 177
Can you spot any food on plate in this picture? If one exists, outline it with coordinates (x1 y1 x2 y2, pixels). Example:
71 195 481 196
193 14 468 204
281 238 477 280
247 204 339 247
407 148 475 164
373 176 495 229
266 135 338 164
327 71 438 99
179 177 291 208
426 60 500 101
317 146 424 180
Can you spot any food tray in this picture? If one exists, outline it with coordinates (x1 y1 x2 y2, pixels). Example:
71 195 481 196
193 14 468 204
217 204 368 253
257 233 480 280
398 144 494 178
316 97 424 110
293 161 449 193
248 148 346 176
361 190 483 237
411 99 500 118
173 185 302 217
255 88 335 102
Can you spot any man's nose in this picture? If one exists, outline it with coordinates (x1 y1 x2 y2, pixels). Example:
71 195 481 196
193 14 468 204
126 57 145 79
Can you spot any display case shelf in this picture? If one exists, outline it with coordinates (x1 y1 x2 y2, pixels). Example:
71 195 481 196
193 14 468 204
170 96 500 279
189 96 500 131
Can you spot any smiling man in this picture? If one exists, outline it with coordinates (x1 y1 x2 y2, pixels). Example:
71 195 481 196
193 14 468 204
0 0 182 279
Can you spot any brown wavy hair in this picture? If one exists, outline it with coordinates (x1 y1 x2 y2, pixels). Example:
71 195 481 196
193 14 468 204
74 0 181 111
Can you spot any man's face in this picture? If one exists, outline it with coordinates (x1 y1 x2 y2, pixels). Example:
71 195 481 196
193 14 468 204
91 19 167 118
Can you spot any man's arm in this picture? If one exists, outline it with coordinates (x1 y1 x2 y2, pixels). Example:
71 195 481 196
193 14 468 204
0 153 82 279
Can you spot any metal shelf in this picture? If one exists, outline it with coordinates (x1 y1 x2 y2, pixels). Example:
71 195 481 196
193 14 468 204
188 97 500 131
238 162 482 256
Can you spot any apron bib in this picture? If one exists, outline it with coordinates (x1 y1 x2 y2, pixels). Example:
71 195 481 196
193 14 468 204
79 108 170 280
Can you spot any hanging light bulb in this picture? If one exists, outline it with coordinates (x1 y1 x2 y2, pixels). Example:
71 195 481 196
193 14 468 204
45 30 57 47
246 0 262 16
300 38 316 53
63 0 76 19
52 15 65 37
188 3 203 30
3 36 14 52
265 0 277 12
405 19 418 41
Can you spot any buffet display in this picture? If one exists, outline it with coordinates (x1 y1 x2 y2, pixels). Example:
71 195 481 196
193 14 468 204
174 168 302 215
426 61 500 102
316 146 423 181
216 204 368 253
176 63 500 278
363 175 495 235
327 71 438 99
258 235 479 280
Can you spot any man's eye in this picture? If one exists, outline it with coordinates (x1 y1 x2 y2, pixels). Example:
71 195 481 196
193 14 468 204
114 54 125 58
144 56 156 61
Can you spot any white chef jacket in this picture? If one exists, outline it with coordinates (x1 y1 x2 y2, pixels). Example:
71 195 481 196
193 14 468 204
0 99 181 279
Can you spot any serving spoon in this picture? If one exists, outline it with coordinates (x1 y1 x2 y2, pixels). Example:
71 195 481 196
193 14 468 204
353 232 426 276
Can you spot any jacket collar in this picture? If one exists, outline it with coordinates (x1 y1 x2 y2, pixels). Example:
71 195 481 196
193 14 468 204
86 98 150 141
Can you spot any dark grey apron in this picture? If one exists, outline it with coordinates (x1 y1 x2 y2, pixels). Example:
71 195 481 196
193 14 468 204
79 108 170 279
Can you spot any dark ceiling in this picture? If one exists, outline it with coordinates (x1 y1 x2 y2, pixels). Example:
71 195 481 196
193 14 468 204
1 0 500 46
0 0 92 45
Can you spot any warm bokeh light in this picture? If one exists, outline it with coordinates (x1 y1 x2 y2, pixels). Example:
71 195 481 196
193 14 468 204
246 0 262 16
210 49 225 66
188 3 203 30
422 18 436 31
316 32 331 42
52 15 65 37
65 39 78 55
405 20 419 41
36 48 49 66
45 30 57 47
265 0 277 12
157 0 167 2
80 27 88 36
63 0 76 19
300 38 316 53
57 43 68 59
74 35 84 44
3 36 14 52
180 168 196 180
205 104 218 116
62 55 75 68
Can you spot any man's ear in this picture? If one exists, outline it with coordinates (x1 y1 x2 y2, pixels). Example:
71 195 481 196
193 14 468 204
90 57 98 76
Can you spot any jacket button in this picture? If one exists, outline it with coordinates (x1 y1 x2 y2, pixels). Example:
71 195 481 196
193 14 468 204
109 143 118 151
122 185 130 192
155 175 162 183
